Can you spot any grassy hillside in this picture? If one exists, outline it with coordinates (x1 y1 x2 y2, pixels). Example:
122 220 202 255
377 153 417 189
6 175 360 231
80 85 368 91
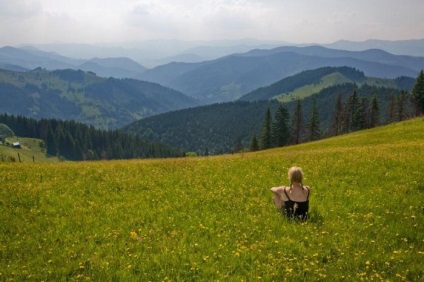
240 66 414 103
1 118 423 280
0 137 60 163
277 71 355 102
278 74 412 103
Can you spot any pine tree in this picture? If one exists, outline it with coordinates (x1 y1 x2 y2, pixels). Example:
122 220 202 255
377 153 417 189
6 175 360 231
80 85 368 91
260 107 272 150
330 93 343 136
271 104 291 147
250 134 259 152
370 96 380 128
351 91 362 131
386 94 397 124
397 90 408 121
343 91 359 132
412 70 424 115
291 100 303 144
357 97 370 130
307 99 321 141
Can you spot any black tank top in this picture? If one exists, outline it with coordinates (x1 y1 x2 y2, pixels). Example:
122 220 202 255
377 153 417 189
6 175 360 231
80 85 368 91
283 186 310 220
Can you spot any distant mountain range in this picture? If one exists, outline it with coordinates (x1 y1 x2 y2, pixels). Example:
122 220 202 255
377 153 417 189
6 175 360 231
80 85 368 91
1 42 423 105
139 45 423 104
15 38 424 67
0 68 197 129
0 46 147 79
325 39 424 57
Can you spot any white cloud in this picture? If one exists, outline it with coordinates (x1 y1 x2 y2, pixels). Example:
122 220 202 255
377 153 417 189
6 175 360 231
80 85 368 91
0 0 423 45
0 0 43 17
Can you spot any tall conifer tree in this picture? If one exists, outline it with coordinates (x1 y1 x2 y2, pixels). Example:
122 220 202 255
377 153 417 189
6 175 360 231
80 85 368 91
397 90 408 121
386 94 397 124
292 100 303 144
342 91 359 132
412 70 424 115
271 104 291 147
370 96 380 128
260 107 272 150
250 134 259 152
357 97 370 130
331 93 343 136
307 99 321 141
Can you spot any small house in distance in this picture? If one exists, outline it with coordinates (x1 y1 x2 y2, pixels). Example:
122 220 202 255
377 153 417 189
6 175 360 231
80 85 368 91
12 142 21 149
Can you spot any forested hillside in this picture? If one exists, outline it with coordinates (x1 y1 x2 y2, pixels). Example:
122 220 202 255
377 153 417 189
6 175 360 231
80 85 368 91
123 101 281 155
124 68 415 154
0 114 183 161
0 68 197 129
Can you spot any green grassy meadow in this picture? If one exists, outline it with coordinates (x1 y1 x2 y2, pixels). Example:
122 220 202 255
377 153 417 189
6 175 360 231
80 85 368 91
276 72 402 103
1 118 423 281
277 72 353 103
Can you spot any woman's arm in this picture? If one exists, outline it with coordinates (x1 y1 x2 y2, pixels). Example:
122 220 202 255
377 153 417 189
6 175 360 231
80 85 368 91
270 186 286 209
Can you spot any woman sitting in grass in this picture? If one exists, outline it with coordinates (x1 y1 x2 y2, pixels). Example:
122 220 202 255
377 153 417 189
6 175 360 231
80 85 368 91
271 166 310 220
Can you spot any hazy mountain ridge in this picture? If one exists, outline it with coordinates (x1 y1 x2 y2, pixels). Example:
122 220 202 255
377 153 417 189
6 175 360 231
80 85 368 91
15 38 424 66
0 46 147 79
0 68 197 129
139 45 422 104
326 39 424 57
1 42 423 105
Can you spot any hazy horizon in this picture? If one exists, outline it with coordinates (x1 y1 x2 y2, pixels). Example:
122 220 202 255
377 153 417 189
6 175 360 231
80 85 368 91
1 0 423 47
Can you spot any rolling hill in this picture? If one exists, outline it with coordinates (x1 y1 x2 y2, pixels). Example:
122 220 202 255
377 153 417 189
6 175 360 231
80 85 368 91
240 66 415 102
139 45 423 103
0 68 197 129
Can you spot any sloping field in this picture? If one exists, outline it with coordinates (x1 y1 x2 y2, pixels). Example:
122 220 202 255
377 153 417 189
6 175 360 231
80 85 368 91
0 137 60 163
1 118 423 280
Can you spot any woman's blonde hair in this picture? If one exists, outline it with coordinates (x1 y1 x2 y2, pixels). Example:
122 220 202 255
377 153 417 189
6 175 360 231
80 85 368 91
288 166 304 189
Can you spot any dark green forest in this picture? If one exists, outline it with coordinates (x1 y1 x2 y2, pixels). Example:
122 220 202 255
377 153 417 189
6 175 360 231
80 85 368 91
0 114 183 160
124 101 281 155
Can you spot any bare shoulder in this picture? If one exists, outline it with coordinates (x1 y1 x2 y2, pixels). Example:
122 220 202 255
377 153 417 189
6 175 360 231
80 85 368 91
304 185 312 191
270 186 286 193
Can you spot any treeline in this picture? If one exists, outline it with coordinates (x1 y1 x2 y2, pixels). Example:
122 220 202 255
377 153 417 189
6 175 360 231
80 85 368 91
254 70 424 151
0 114 184 160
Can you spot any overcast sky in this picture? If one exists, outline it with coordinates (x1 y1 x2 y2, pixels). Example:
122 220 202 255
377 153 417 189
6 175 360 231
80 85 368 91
1 0 423 46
